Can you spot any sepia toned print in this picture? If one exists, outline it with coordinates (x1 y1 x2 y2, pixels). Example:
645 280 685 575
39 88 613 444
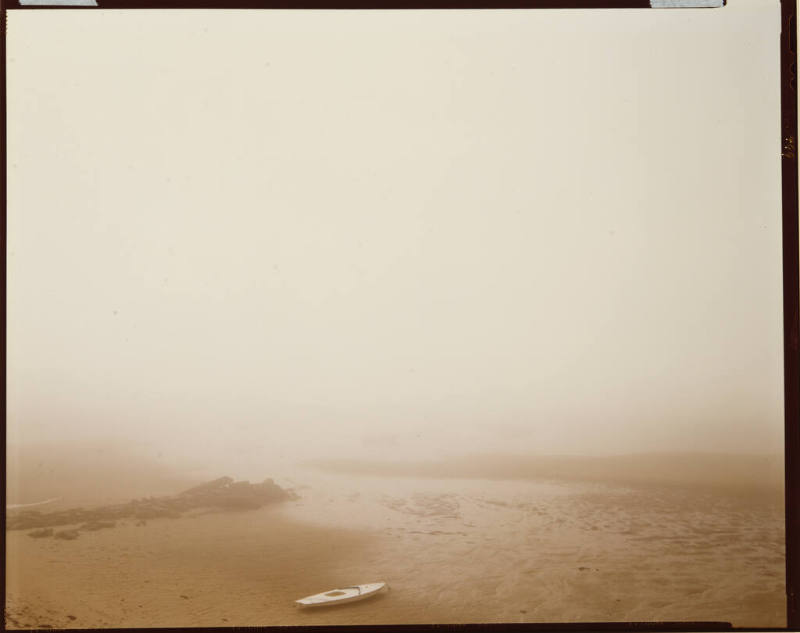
5 1 785 628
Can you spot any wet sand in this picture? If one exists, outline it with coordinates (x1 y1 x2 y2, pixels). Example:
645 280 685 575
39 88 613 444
5 459 786 628
282 471 786 626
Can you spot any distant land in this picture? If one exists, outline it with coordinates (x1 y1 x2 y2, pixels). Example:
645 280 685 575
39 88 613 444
308 452 784 501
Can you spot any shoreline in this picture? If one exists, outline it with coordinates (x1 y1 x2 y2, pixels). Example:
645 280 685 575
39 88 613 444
306 452 784 502
5 460 786 628
6 498 62 511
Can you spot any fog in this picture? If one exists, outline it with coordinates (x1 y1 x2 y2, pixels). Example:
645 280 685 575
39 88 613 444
7 2 783 482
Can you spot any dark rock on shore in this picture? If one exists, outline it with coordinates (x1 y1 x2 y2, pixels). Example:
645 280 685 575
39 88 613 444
179 477 290 510
28 528 53 538
8 477 293 532
80 521 116 531
54 529 80 540
179 477 234 496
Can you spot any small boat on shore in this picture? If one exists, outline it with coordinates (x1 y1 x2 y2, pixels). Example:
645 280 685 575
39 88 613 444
295 582 388 608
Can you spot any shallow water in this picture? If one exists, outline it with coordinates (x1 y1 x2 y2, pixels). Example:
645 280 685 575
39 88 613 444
6 498 62 510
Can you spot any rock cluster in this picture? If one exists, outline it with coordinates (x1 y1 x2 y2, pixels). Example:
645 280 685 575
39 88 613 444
9 477 293 538
54 529 80 541
27 528 53 539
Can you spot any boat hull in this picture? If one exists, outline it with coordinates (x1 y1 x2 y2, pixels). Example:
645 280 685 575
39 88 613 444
295 582 388 608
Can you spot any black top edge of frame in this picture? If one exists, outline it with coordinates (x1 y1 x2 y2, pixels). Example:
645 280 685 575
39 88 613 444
2 624 736 633
7 0 727 9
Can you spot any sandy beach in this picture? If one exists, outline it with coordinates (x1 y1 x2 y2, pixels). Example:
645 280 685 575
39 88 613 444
5 454 785 629
6 506 379 628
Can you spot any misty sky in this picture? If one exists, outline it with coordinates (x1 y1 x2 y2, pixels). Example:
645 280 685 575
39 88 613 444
6 2 784 470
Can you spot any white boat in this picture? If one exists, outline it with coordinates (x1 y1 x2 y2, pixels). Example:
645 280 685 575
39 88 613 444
295 582 389 608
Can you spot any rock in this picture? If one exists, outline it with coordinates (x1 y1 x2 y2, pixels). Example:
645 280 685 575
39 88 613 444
80 521 116 531
179 477 234 496
134 506 181 520
28 528 53 538
54 529 80 540
7 476 291 531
